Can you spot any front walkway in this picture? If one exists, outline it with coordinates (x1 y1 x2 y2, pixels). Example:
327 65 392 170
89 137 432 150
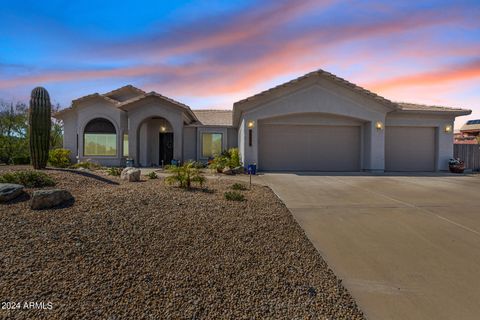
255 172 480 320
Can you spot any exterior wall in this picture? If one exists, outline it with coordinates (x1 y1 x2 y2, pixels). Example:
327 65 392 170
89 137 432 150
126 99 184 166
385 112 455 171
227 128 238 149
76 98 126 166
62 112 78 162
183 126 197 162
239 81 390 170
238 119 245 165
196 126 229 161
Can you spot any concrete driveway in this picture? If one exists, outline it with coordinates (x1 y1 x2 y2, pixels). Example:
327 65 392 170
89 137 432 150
258 173 480 320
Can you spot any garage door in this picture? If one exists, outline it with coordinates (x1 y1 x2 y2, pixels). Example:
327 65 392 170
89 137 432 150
385 126 436 171
258 124 361 171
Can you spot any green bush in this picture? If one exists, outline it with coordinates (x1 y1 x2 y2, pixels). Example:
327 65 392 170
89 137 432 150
0 170 55 188
12 155 30 165
106 167 122 176
224 191 245 201
71 160 101 170
209 148 242 171
231 183 247 191
48 148 71 168
165 161 206 189
146 171 158 179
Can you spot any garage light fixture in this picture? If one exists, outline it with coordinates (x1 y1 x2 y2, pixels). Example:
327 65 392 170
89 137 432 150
247 120 255 128
375 121 384 130
445 124 453 133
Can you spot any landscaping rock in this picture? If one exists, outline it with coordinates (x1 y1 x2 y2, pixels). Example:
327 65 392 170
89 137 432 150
233 166 244 174
30 189 73 210
121 167 141 182
0 183 24 202
222 166 234 175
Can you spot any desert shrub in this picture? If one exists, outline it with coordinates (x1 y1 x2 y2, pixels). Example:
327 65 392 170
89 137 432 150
48 148 71 168
209 148 242 171
106 167 122 176
71 160 101 170
224 191 245 201
12 155 30 165
146 171 158 179
0 170 55 188
231 182 247 191
165 161 206 189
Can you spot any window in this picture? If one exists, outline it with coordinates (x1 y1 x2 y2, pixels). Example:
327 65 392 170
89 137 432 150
123 134 128 157
202 133 222 158
83 118 117 156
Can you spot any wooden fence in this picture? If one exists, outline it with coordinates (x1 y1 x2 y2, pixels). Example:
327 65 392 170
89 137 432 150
454 144 480 171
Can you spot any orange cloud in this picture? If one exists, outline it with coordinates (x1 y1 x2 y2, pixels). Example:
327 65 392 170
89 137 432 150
368 60 480 91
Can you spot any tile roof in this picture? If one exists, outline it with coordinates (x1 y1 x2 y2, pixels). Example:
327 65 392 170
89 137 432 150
192 110 233 126
234 69 399 109
396 102 469 113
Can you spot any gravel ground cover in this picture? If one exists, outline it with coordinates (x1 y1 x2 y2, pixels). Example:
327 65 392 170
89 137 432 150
0 166 365 319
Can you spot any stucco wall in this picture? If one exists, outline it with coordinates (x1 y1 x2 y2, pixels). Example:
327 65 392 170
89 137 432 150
75 98 126 166
386 112 455 170
239 81 390 170
183 126 197 162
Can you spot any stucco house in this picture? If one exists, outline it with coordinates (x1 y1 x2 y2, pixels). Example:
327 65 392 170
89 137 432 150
54 69 471 172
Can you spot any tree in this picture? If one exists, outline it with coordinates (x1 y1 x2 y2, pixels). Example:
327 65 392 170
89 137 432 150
0 99 63 164
50 103 64 149
0 100 29 164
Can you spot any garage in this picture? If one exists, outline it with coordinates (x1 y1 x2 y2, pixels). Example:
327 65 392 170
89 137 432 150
385 126 436 171
258 124 361 171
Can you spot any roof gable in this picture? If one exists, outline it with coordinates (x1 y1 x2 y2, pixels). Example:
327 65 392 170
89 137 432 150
103 85 145 102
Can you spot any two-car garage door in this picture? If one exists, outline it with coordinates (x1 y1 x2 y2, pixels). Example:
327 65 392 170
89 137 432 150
258 124 361 171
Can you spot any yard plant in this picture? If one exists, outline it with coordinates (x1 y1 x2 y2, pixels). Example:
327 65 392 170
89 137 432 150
209 148 242 172
71 160 102 170
0 170 55 188
48 148 71 168
224 190 245 201
146 171 158 179
106 167 122 176
231 182 247 191
165 161 206 188
29 87 51 169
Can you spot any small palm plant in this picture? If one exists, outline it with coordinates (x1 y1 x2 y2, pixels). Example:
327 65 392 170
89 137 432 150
165 161 206 189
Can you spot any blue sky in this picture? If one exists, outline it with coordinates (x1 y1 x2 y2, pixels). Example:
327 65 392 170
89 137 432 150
1 0 479 127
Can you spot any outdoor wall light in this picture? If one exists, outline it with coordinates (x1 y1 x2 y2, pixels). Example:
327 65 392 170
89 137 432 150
445 124 453 133
375 121 384 130
160 126 166 132
247 120 255 128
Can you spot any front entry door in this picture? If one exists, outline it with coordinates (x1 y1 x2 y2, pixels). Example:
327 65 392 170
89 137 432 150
159 132 174 166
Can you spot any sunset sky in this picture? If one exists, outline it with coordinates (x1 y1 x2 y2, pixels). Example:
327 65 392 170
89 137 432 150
1 0 479 128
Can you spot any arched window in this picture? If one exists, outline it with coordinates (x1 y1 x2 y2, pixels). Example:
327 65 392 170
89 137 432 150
83 118 117 156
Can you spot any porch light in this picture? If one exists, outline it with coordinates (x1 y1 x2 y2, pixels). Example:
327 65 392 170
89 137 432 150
160 126 166 132
444 124 453 133
247 120 255 128
375 121 384 130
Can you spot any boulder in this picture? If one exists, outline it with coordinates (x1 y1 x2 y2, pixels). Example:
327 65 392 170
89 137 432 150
121 167 141 182
222 166 234 175
233 166 244 174
0 183 24 202
31 189 73 210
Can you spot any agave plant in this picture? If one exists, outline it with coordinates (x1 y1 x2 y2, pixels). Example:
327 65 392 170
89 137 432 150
165 161 206 189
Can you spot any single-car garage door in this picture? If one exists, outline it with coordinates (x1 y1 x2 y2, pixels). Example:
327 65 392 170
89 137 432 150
258 124 361 171
385 126 436 171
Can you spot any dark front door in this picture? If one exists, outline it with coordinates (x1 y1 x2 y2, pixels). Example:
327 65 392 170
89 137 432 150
159 132 174 166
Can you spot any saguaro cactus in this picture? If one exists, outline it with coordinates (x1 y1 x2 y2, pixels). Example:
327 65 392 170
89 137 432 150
29 87 51 169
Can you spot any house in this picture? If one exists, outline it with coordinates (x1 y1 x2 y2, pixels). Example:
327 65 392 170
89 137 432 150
454 120 480 144
54 69 471 172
